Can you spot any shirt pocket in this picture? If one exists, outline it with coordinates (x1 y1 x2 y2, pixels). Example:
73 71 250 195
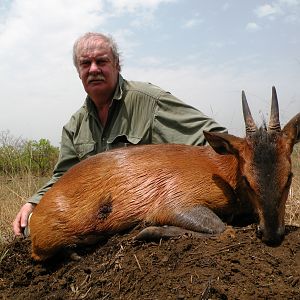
106 134 142 151
74 142 96 160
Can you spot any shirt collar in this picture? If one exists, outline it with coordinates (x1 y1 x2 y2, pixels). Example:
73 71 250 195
85 73 124 116
113 74 124 101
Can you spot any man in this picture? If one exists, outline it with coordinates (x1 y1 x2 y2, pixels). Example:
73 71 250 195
13 32 227 236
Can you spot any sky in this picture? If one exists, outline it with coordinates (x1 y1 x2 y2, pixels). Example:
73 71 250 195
0 0 299 146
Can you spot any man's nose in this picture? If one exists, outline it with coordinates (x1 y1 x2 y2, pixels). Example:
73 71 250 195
89 61 100 73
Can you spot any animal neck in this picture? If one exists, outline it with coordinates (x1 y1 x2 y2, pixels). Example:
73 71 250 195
208 149 239 187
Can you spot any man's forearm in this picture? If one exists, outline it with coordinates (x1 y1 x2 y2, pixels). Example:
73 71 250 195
27 172 64 204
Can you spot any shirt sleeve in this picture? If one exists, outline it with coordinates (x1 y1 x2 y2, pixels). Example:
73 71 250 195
151 91 227 146
27 125 80 204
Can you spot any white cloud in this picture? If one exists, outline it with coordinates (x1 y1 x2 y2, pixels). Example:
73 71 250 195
255 4 282 19
137 56 163 66
222 3 230 11
279 0 300 7
254 1 300 22
246 22 261 32
208 41 225 48
182 18 203 29
284 14 299 22
111 29 140 62
107 0 177 28
0 0 106 62
109 0 176 13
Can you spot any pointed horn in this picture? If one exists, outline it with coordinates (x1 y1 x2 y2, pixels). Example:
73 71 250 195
268 86 281 132
242 90 257 135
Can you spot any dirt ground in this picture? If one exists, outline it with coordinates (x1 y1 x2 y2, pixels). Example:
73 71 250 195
0 225 299 300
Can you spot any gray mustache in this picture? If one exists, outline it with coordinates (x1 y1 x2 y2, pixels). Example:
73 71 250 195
88 74 105 82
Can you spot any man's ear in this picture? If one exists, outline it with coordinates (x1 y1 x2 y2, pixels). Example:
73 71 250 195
203 131 244 156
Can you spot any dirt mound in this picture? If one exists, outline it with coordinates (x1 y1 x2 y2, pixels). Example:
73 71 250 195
1 226 300 299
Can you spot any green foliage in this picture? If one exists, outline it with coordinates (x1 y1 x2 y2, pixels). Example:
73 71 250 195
0 130 59 176
22 138 59 175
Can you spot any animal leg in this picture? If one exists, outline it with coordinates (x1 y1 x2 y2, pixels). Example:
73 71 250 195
134 225 212 241
135 205 226 241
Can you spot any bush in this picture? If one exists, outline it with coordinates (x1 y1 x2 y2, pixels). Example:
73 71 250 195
0 131 59 176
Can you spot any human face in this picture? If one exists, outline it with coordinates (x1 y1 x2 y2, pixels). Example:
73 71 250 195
77 39 119 102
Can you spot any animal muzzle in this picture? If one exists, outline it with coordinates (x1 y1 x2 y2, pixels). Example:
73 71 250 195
256 224 285 246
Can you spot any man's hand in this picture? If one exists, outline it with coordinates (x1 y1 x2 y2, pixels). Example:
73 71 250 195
13 202 36 236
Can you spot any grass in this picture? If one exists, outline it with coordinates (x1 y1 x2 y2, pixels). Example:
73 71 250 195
286 144 300 226
0 145 299 251
0 173 49 245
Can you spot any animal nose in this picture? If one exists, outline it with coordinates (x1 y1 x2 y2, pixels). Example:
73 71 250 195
256 225 285 246
262 234 284 246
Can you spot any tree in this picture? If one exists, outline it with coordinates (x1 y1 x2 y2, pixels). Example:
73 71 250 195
0 131 59 175
23 138 59 175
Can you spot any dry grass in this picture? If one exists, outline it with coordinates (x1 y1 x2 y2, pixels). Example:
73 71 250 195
286 144 300 226
0 173 49 245
0 146 299 250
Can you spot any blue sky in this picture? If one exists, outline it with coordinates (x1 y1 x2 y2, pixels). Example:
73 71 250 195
0 0 299 145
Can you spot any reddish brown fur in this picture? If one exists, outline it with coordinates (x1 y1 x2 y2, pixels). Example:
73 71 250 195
31 145 238 260
30 105 300 261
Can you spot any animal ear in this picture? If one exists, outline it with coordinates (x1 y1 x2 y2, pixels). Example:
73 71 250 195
282 113 300 150
203 131 244 155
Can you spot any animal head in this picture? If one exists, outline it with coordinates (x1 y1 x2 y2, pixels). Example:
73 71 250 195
204 87 300 245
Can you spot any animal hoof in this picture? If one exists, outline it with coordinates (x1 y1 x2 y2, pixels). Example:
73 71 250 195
134 226 163 241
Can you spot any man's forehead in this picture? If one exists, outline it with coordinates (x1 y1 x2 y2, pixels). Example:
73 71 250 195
78 38 111 57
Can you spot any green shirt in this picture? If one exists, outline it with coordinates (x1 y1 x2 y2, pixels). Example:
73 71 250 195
28 75 227 204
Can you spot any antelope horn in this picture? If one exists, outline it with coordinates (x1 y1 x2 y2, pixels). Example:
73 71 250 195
242 90 257 135
268 86 281 132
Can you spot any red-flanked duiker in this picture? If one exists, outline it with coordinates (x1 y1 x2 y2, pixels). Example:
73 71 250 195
30 87 300 261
